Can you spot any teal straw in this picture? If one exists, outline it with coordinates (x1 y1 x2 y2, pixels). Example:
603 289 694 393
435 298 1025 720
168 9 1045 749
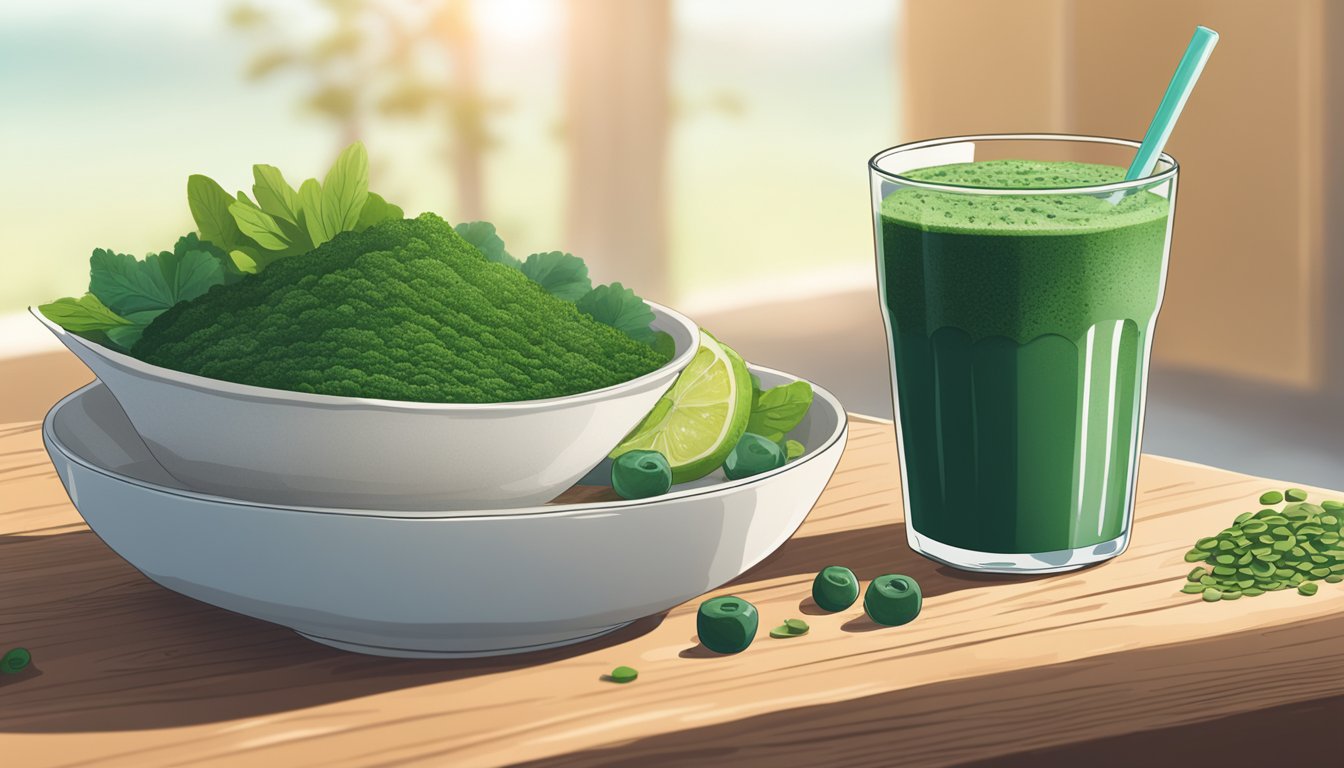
1124 25 1219 181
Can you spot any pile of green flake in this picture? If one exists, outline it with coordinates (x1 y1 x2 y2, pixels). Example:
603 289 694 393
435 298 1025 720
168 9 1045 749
1182 489 1344 600
133 214 671 404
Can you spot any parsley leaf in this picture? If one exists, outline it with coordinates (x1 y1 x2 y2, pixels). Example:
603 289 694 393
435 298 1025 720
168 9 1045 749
746 381 814 442
521 251 592 301
454 221 520 268
575 282 656 342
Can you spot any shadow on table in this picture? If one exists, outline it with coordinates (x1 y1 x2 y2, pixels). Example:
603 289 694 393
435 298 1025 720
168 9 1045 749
0 530 666 733
724 521 1061 601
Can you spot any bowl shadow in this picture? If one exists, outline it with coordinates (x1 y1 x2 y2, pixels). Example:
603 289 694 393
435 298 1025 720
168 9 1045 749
0 530 666 733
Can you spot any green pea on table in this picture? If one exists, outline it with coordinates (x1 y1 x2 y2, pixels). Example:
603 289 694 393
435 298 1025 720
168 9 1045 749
812 565 860 611
864 574 922 626
696 596 759 654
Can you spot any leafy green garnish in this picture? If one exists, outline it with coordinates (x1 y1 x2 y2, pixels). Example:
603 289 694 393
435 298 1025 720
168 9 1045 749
576 282 656 343
454 221 520 268
783 439 805 461
89 248 223 316
650 331 676 359
521 251 591 301
746 381 814 442
38 293 130 333
188 142 400 274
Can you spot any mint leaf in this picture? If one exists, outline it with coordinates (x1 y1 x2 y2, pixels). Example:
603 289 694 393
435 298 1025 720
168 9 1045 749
89 249 172 315
89 248 223 317
229 200 293 251
746 381 813 442
355 192 403 231
576 282 656 342
320 141 369 236
650 330 676 358
298 177 330 246
783 439 805 461
152 249 225 303
175 233 246 285
454 221 519 268
105 309 163 350
252 164 301 224
38 293 130 332
522 251 591 301
187 175 244 251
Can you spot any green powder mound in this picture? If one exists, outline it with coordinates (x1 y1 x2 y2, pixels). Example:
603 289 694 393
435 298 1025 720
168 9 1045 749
881 159 1168 235
133 214 671 403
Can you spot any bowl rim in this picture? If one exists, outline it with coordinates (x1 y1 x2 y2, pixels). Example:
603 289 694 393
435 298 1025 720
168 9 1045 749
43 365 849 521
29 301 699 412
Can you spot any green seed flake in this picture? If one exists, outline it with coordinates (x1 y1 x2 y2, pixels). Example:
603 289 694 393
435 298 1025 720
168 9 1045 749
1286 488 1309 502
609 665 638 683
1321 500 1344 511
769 625 802 639
1184 549 1208 562
1187 567 1207 581
1196 537 1219 551
1181 583 1205 594
784 618 809 633
1326 575 1344 584
1221 590 1242 600
1260 491 1284 505
1234 512 1254 525
1298 582 1319 596
1202 588 1222 602
1243 587 1265 596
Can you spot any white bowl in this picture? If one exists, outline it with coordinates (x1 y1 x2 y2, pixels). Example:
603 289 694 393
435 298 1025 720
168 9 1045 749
30 303 697 511
42 367 847 657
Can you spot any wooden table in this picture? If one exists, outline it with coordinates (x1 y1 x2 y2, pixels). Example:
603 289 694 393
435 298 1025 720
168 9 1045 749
4 386 1344 766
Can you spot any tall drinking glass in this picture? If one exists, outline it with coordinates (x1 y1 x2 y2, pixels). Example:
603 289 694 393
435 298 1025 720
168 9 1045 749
869 134 1178 573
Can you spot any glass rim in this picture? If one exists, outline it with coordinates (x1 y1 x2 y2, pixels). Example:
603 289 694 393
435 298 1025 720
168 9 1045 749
868 133 1179 196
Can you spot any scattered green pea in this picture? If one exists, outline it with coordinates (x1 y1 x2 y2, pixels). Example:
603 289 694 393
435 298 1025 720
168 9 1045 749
785 618 809 633
1298 582 1319 596
611 450 673 500
608 665 638 683
722 433 786 480
1182 490 1344 601
696 596 759 654
811 566 860 612
864 574 922 626
0 647 30 674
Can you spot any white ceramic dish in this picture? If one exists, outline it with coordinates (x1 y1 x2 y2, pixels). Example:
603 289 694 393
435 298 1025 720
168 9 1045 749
30 303 697 511
43 367 847 658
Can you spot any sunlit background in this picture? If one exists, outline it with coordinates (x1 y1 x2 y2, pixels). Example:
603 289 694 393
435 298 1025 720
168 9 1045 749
3 0 1342 486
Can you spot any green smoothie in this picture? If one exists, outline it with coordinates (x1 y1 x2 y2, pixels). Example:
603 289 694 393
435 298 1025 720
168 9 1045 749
877 159 1170 555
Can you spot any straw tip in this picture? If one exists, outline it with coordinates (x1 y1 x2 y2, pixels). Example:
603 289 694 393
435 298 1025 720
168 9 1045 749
1195 25 1219 43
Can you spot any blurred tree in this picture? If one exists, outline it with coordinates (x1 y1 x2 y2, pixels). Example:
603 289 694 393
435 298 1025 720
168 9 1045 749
227 0 504 220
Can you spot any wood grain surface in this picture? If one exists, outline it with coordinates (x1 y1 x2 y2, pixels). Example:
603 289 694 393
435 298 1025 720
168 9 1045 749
3 412 1344 767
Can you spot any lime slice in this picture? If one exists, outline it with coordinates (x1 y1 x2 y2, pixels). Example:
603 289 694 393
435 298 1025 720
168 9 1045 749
611 330 752 483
